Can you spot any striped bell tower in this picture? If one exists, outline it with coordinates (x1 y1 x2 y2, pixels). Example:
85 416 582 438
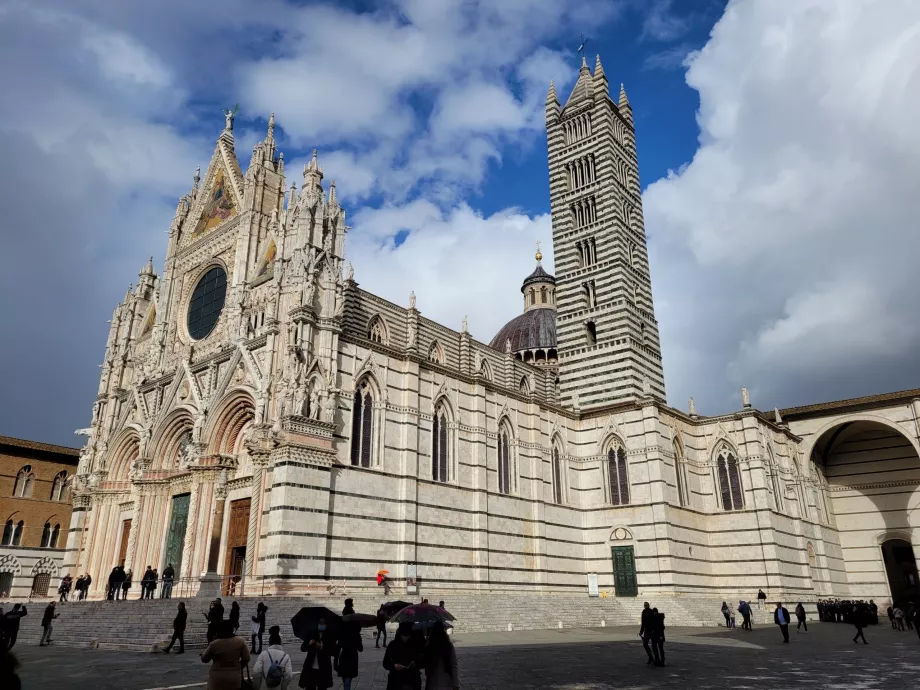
545 55 666 410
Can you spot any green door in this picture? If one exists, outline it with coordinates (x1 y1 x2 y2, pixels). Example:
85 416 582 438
611 545 638 597
163 493 191 576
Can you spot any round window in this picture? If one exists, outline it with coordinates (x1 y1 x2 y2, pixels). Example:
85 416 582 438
187 265 227 340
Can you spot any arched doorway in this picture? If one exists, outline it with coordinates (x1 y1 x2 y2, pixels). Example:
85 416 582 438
810 419 920 602
881 539 920 606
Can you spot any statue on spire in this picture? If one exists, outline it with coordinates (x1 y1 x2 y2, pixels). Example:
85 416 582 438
223 104 239 131
267 112 275 140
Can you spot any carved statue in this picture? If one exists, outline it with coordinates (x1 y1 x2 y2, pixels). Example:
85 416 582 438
192 413 206 444
322 391 338 423
688 397 697 416
139 427 152 457
293 375 307 417
288 321 298 348
505 338 512 354
346 262 354 281
407 322 416 347
308 387 321 420
462 315 468 333
642 376 651 396
303 270 317 307
741 386 751 407
409 291 416 310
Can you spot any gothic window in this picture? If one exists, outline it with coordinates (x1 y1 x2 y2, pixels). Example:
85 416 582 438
368 316 388 345
519 377 530 395
497 423 514 495
350 379 375 468
2 520 13 546
717 448 744 511
607 445 630 506
479 357 493 381
40 522 51 547
674 438 688 507
428 341 444 365
552 444 565 504
50 471 68 501
585 321 597 346
12 521 23 546
51 523 60 548
540 286 547 304
432 402 450 483
582 280 597 308
13 465 34 498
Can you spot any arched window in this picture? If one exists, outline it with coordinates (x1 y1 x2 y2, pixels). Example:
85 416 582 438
552 445 565 504
2 520 13 546
716 448 744 511
368 317 387 345
519 377 530 395
585 321 597 346
350 379 375 468
607 444 630 506
432 402 449 482
428 341 444 365
13 465 34 497
673 438 688 507
12 521 23 546
41 522 51 547
50 471 69 501
50 524 60 549
498 423 513 495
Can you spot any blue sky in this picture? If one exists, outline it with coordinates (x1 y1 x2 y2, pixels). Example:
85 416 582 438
3 0 920 447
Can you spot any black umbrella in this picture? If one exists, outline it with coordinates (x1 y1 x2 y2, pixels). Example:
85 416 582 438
342 613 378 628
380 600 412 617
291 606 341 640
390 603 455 624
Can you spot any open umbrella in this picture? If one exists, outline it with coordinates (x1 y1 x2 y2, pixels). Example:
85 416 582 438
377 569 390 575
389 603 455 625
342 613 378 628
380 600 412 618
291 606 341 641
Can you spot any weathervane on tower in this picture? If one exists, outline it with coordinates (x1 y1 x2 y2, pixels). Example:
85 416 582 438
577 34 588 62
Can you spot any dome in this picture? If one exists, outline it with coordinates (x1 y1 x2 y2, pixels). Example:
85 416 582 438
489 307 557 352
521 264 555 291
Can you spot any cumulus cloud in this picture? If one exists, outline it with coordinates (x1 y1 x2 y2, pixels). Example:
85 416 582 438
645 0 920 413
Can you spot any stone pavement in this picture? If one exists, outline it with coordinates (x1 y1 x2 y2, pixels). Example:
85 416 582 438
11 622 920 690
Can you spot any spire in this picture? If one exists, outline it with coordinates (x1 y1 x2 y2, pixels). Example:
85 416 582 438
329 180 337 205
594 54 609 96
304 149 324 191
546 80 558 104
140 256 155 277
545 80 560 123
618 82 629 108
618 82 633 127
288 181 297 208
267 112 275 141
564 56 594 108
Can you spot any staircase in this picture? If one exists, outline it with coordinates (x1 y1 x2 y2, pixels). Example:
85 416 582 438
3 593 818 652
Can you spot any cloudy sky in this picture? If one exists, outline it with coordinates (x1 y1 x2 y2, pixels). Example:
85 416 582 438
2 0 919 447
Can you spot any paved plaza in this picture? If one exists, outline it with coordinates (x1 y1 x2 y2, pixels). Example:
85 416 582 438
11 623 920 690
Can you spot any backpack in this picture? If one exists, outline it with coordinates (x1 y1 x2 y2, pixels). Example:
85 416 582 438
263 649 287 688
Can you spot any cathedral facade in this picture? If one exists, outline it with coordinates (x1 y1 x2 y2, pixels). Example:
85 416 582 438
65 56 920 605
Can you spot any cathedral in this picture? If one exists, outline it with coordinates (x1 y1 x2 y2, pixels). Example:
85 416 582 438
64 55 920 606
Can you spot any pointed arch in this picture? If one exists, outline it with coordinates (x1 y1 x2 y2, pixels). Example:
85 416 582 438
604 437 630 506
206 389 256 456
497 416 516 495
432 396 453 482
479 357 493 381
519 376 530 395
715 443 744 511
13 465 34 498
427 340 445 365
350 375 379 468
50 470 69 502
108 430 141 481
551 437 567 505
368 314 389 345
151 408 195 470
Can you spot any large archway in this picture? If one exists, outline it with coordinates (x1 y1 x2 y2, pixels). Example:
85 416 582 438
811 419 920 603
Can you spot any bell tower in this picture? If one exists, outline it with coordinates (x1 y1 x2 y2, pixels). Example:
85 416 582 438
546 55 666 410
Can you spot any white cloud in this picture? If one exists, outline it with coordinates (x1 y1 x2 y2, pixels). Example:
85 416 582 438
644 0 920 413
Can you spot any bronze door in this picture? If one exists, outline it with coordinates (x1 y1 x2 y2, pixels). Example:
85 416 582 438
117 519 132 567
223 499 250 594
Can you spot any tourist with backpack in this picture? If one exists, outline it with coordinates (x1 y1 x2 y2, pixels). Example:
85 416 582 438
250 626 293 690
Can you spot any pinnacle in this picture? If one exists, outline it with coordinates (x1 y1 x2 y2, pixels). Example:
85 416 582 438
546 80 558 104
594 54 606 79
140 256 155 276
619 82 630 107
580 55 589 71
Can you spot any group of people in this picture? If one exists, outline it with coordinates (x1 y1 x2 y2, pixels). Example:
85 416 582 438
817 599 880 624
886 602 919 635
638 602 666 666
58 574 93 601
194 597 460 690
105 563 176 600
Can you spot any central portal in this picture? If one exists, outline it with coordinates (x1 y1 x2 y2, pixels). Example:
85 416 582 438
223 498 250 595
882 539 920 605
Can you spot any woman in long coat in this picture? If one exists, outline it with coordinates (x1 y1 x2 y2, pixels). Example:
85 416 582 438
335 623 364 690
200 621 251 690
422 623 459 690
299 618 334 690
383 623 422 690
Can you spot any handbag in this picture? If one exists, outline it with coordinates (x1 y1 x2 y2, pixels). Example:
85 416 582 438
241 664 255 690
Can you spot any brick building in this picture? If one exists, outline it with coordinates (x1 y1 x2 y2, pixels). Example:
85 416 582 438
1 435 80 599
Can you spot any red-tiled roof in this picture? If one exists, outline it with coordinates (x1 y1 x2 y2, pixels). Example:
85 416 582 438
779 387 920 420
0 434 81 458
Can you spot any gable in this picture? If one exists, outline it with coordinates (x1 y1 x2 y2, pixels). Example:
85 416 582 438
191 166 237 240
252 236 277 284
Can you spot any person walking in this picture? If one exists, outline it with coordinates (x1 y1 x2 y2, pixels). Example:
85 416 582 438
376 605 389 648
774 602 790 643
251 603 267 654
650 609 666 667
639 602 655 665
3 605 26 650
229 602 241 634
141 567 155 600
335 622 364 690
58 574 72 602
107 566 119 600
868 600 879 625
251 626 293 690
162 564 175 599
383 622 422 690
905 602 915 631
887 606 896 629
739 601 752 631
39 602 58 646
74 576 85 600
721 601 731 628
200 620 251 690
728 602 736 629
163 602 187 654
121 569 132 600
299 616 334 690
342 598 355 617
795 602 807 632
422 621 459 689
852 604 868 644
207 598 225 644
757 589 767 610
81 574 92 601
